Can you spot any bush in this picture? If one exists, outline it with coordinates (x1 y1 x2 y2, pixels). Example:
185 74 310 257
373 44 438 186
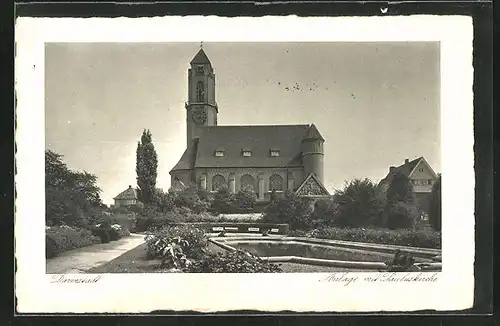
211 187 235 214
385 202 419 230
233 189 257 212
263 190 312 230
310 199 338 228
332 179 385 228
287 229 313 237
92 229 111 243
311 227 441 249
89 223 128 242
170 184 211 213
46 234 58 259
187 250 283 273
145 225 209 260
46 226 101 258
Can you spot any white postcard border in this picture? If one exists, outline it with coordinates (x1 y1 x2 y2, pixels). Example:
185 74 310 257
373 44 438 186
15 15 474 313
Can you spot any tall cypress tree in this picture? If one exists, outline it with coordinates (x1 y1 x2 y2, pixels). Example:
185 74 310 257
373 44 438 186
136 129 158 205
428 174 442 231
386 171 415 206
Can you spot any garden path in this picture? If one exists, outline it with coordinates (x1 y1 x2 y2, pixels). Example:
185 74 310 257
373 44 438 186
46 233 147 274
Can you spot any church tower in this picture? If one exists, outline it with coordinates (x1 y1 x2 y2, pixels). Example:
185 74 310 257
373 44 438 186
301 124 325 183
185 48 218 145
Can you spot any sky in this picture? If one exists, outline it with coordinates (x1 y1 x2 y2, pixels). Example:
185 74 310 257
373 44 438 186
45 42 441 205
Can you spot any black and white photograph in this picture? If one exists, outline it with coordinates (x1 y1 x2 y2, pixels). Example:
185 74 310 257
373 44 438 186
44 42 443 275
15 16 474 313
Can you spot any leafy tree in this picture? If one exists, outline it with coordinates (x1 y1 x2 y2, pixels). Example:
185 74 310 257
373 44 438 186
263 190 312 230
384 172 419 228
332 178 385 228
385 202 419 230
168 183 211 213
136 129 158 205
386 172 415 206
428 174 442 231
152 188 176 213
45 150 103 226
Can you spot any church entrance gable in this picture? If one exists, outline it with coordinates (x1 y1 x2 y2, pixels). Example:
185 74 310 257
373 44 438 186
295 173 330 197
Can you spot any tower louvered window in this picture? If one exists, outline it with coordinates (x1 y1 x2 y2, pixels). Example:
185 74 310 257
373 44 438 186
197 81 204 102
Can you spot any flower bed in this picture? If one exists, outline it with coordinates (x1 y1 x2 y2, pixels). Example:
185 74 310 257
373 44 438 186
310 227 441 249
46 225 101 259
187 250 283 273
144 224 282 272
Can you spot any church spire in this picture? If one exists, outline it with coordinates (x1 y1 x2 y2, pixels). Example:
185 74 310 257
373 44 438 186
190 47 212 66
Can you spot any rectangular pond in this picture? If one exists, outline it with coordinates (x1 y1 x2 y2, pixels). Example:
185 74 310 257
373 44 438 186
225 240 401 263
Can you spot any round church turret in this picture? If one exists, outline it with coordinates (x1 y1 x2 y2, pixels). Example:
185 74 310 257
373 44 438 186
301 124 325 183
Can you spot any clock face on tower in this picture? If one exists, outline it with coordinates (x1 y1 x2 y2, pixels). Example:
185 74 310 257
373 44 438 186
192 106 207 125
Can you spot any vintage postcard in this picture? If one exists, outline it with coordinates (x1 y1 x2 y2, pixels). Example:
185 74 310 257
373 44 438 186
15 15 474 313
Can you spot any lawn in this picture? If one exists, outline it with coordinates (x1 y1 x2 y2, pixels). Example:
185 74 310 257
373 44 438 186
86 243 159 273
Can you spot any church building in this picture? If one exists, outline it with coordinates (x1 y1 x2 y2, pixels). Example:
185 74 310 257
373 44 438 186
169 48 331 202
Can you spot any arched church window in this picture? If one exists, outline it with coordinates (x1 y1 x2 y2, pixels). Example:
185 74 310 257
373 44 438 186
212 175 226 192
196 81 205 102
240 174 256 193
269 174 284 191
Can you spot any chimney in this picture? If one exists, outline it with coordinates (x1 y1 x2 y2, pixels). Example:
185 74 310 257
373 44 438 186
128 185 132 189
404 158 409 164
389 166 396 173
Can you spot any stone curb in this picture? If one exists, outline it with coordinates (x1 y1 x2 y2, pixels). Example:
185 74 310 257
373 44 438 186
209 238 442 271
215 236 441 257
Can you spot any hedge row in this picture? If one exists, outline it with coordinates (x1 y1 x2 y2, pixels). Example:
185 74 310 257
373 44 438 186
310 227 441 249
46 226 101 259
46 225 131 258
132 211 265 232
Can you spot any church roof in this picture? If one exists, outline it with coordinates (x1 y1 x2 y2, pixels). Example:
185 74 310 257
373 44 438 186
170 124 318 172
303 123 325 141
114 185 139 200
170 139 199 171
190 48 212 65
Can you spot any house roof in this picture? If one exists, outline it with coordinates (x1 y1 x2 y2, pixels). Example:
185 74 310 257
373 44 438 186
190 48 212 65
171 124 324 172
378 156 435 187
114 186 139 200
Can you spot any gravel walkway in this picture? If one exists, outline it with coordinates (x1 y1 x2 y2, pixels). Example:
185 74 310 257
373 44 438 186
46 233 146 274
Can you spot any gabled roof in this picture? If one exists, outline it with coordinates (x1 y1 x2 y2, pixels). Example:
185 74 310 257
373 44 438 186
378 156 437 187
114 186 139 200
193 124 311 168
170 138 199 172
295 173 331 196
190 48 212 65
303 123 325 141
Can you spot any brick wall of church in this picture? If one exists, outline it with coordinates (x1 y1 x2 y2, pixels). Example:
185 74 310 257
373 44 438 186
170 170 195 187
194 167 305 201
